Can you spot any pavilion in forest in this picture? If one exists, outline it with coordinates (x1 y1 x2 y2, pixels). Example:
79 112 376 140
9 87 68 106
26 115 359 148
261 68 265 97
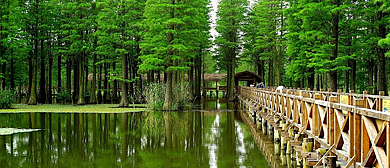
234 70 263 90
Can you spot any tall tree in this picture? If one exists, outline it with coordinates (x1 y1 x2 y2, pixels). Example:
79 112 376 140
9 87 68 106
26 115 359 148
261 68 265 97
140 0 209 109
376 1 389 95
27 0 41 105
215 0 248 100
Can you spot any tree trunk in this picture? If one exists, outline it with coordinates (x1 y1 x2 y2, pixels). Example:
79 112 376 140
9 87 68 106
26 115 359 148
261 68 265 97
181 70 185 97
346 62 349 92
368 58 374 94
268 60 274 86
85 58 88 100
147 71 151 84
103 61 110 103
28 54 38 105
129 55 134 96
48 48 53 104
57 44 61 93
172 64 177 87
77 54 85 105
194 53 202 99
90 53 97 104
28 12 39 105
40 40 46 104
295 80 300 88
157 70 161 83
136 74 142 103
257 58 265 79
29 55 32 98
316 74 320 91
119 52 128 107
329 0 340 92
227 47 235 101
10 56 14 90
307 67 315 90
98 55 102 103
163 0 175 109
1 62 5 90
66 58 71 94
189 59 194 99
112 61 118 103
377 3 388 95
151 70 155 83
374 65 378 94
163 71 173 111
73 59 79 103
351 59 356 91
323 73 327 91
0 5 3 90
346 37 352 93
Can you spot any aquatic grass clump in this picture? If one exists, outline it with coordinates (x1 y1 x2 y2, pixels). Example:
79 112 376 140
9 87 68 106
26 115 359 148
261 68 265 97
171 83 190 111
145 83 166 110
0 89 15 109
145 83 191 111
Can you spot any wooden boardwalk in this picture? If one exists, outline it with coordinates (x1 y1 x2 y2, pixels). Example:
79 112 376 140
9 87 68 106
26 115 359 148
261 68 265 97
237 86 390 168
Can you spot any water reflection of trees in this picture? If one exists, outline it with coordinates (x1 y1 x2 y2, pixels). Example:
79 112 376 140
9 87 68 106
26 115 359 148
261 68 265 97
0 105 266 168
0 111 205 167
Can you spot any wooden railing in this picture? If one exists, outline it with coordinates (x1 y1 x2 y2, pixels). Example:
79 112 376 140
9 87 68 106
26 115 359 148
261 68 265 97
238 86 390 168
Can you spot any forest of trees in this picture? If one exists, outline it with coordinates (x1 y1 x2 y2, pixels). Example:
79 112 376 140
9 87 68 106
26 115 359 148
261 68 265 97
0 0 389 109
242 0 390 95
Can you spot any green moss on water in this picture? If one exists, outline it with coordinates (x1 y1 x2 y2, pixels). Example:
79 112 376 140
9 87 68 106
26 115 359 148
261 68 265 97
0 104 146 113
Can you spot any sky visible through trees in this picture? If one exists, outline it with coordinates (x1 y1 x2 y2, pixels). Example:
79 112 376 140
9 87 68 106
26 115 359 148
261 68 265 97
0 0 389 109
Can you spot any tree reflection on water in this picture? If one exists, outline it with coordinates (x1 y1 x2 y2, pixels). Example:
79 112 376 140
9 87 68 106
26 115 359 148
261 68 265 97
0 99 268 168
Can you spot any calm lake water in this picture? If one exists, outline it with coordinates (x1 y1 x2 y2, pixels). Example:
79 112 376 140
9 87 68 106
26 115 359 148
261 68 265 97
0 99 269 168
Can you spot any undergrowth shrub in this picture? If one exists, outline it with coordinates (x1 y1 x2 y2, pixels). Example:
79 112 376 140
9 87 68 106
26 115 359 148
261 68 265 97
56 91 72 104
0 90 15 109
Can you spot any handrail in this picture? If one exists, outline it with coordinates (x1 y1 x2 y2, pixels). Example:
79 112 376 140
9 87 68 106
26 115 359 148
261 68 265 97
237 86 390 168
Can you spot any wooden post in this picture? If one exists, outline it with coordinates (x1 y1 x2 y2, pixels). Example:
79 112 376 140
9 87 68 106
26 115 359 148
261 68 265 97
257 114 262 130
313 94 321 138
216 81 218 98
354 112 361 163
268 119 274 140
274 120 281 155
379 91 385 111
287 140 293 168
253 108 257 125
337 89 341 103
387 124 390 168
281 123 289 166
262 117 267 135
362 91 368 108
349 90 354 105
361 114 369 163
329 96 337 145
302 138 314 168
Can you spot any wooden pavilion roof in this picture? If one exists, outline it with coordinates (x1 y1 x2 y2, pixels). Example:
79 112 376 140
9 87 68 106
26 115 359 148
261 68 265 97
204 73 227 82
234 70 263 83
